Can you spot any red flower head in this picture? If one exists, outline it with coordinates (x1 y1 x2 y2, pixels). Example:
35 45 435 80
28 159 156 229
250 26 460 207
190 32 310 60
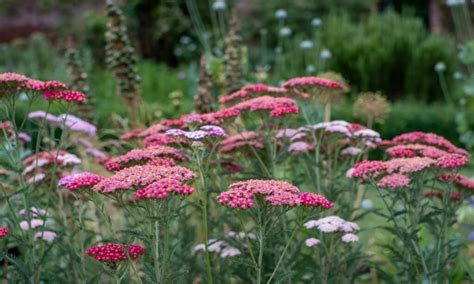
0 227 10 238
86 243 145 263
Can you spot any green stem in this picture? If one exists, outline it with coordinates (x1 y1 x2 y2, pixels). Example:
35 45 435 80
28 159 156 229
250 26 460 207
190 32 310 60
266 227 298 284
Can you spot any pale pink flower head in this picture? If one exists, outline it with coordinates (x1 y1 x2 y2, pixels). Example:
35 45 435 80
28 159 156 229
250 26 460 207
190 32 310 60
28 111 61 124
0 72 30 95
341 147 362 156
453 175 474 191
86 243 145 263
58 172 103 191
58 114 97 136
19 219 44 231
385 157 435 174
219 83 292 105
304 216 359 233
341 233 359 243
377 174 410 189
220 247 241 258
305 238 320 247
0 227 10 238
288 141 313 154
34 231 57 243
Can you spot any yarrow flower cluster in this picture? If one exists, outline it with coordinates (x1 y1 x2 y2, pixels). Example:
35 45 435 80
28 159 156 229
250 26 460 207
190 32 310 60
219 83 293 105
22 151 81 179
0 72 86 103
28 111 97 135
304 216 360 245
194 232 256 259
134 178 195 200
86 243 145 263
93 165 196 193
217 179 333 209
0 227 10 238
104 145 186 171
58 172 103 191
282 76 347 99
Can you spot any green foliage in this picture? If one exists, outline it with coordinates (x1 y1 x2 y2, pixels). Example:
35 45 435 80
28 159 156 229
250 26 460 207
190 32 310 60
322 11 457 101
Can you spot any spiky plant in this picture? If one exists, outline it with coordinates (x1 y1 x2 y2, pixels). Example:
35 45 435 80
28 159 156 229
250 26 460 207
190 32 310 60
194 56 215 114
65 44 93 120
105 0 141 125
223 8 244 95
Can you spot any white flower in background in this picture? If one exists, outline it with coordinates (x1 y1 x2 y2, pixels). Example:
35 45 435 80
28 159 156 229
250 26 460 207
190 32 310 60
212 0 226 11
34 231 57 243
275 9 288 20
299 40 314 50
453 71 463 80
320 49 332 59
220 247 241 258
279 27 292 37
361 199 374 210
179 36 191 45
446 0 465 6
305 238 320 247
311 17 322 28
306 64 316 73
341 146 362 156
435 62 446 72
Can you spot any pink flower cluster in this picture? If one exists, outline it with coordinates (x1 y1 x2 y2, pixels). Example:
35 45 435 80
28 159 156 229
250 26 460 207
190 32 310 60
0 227 10 238
86 243 145 263
93 165 196 193
217 179 333 209
105 145 186 171
28 111 97 136
219 83 293 105
134 178 195 200
58 172 103 191
219 131 264 153
282 76 347 96
22 151 81 181
0 72 85 102
383 131 468 156
377 174 410 189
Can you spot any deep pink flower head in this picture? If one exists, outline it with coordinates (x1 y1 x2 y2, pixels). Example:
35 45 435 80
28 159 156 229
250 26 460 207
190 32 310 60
232 96 299 117
23 79 68 92
282 76 347 96
298 192 334 208
219 84 292 105
42 90 86 102
219 131 264 153
351 161 387 179
58 172 103 191
86 243 145 263
217 179 333 210
453 175 474 191
217 179 300 209
435 154 468 169
134 178 195 200
0 227 10 238
105 145 185 171
388 131 468 156
386 144 450 159
377 174 410 189
93 165 195 193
